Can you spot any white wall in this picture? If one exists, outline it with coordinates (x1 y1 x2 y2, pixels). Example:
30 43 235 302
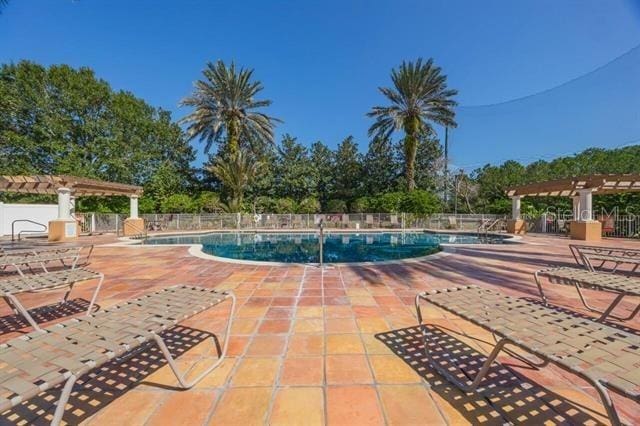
0 203 58 237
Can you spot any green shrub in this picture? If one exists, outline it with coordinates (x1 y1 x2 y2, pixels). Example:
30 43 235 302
274 197 297 213
325 199 347 213
298 197 321 213
400 190 441 214
160 194 197 213
138 196 157 214
197 191 221 212
252 196 276 213
371 192 404 213
350 197 371 213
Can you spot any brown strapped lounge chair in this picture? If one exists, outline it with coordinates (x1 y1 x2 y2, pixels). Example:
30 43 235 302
1 268 104 331
415 286 640 426
570 244 640 274
0 285 235 426
535 267 640 322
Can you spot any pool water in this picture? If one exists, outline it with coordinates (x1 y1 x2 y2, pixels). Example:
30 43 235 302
143 232 508 263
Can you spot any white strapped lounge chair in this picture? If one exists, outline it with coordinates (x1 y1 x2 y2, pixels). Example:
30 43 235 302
0 246 88 276
534 266 640 322
570 244 640 274
0 285 235 425
415 286 640 426
0 268 104 331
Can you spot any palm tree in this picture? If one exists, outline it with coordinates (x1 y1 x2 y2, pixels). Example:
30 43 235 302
368 58 457 191
180 60 280 154
208 150 261 212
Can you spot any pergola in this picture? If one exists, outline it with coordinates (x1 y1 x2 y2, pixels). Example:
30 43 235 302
0 175 144 240
505 173 640 240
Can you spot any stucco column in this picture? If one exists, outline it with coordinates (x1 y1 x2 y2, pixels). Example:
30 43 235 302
57 187 71 219
130 195 139 219
572 195 581 220
511 195 522 220
570 189 600 241
578 189 593 221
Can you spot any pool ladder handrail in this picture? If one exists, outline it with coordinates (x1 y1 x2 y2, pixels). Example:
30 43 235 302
318 219 324 268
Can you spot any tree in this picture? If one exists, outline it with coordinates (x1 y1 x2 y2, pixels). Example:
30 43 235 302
310 142 335 208
332 136 363 202
0 61 195 210
298 197 321 213
208 150 261 212
400 190 442 214
161 194 197 213
368 58 457 191
274 135 316 201
362 136 399 194
179 60 280 155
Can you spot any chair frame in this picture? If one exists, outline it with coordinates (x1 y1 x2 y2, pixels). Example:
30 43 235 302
415 288 635 426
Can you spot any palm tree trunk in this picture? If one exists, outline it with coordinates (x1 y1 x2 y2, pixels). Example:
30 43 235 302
404 136 417 191
228 119 240 154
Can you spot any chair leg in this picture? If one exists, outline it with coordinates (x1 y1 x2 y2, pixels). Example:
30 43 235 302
152 293 236 389
6 293 41 331
85 274 105 315
51 374 77 426
533 272 548 305
574 284 634 322
589 378 621 426
415 294 508 393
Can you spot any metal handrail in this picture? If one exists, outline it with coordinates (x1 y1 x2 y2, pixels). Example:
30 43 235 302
318 219 324 268
11 219 48 241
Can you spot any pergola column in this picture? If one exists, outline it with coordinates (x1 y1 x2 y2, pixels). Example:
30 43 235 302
57 187 71 219
123 194 144 237
570 188 601 241
572 195 581 221
49 187 78 241
578 189 593 221
511 196 522 220
130 195 139 219
506 195 526 235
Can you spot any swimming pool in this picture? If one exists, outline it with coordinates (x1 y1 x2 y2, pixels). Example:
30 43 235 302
143 231 510 264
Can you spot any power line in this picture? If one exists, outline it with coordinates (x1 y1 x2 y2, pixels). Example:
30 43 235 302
457 43 640 109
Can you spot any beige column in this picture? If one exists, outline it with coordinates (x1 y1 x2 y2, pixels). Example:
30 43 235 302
506 195 526 234
570 189 601 241
48 187 78 241
123 194 145 237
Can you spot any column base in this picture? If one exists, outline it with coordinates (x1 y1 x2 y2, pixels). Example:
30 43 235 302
123 218 145 237
570 220 601 241
48 219 78 242
506 219 526 235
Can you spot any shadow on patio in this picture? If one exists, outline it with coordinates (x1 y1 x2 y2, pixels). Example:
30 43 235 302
0 325 219 425
375 325 611 425
0 298 96 336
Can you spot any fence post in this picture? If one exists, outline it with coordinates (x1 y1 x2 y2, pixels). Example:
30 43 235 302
177 214 180 230
115 214 119 235
90 213 96 234
236 213 241 229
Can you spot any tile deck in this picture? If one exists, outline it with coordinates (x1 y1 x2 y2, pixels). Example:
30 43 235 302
1 234 639 425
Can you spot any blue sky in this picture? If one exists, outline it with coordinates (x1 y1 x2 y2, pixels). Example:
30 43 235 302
1 0 639 171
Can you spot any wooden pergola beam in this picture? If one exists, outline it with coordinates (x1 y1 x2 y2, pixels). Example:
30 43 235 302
505 174 640 197
0 175 143 197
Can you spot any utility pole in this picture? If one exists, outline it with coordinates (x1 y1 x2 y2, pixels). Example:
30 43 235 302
443 126 449 206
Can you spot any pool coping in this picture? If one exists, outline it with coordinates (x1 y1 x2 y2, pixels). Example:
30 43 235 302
106 230 522 267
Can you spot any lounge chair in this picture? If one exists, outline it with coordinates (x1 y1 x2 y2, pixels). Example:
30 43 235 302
447 216 459 229
0 247 88 276
365 214 374 229
570 244 640 274
0 268 104 331
415 286 639 426
0 285 235 426
534 267 640 322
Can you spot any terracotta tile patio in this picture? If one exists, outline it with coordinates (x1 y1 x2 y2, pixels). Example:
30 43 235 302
1 234 639 425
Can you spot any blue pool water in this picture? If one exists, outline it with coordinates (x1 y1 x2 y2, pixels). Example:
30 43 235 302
144 232 509 263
